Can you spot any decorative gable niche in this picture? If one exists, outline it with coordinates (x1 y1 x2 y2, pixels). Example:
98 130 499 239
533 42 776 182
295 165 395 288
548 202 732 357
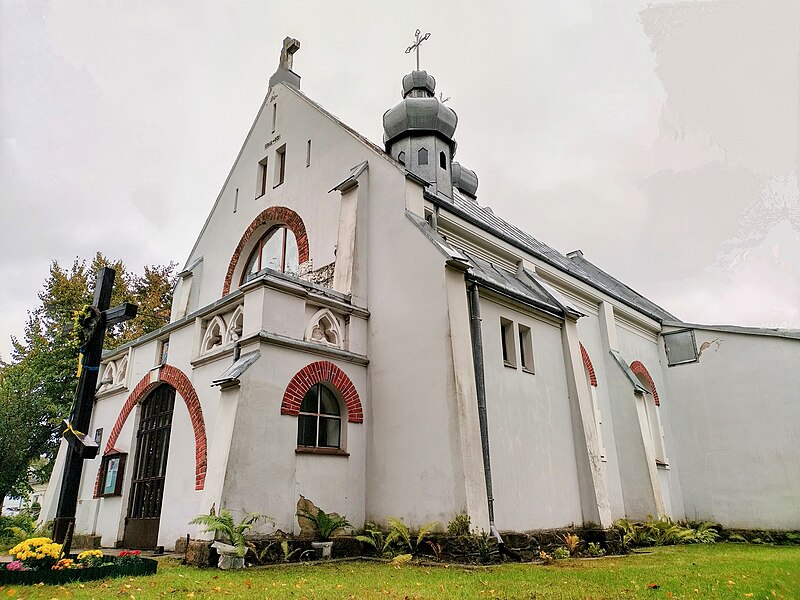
224 305 244 344
97 350 130 394
304 308 343 348
201 315 227 354
199 303 246 357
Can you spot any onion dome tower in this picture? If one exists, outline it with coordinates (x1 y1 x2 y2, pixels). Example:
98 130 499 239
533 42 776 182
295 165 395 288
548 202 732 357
383 70 458 199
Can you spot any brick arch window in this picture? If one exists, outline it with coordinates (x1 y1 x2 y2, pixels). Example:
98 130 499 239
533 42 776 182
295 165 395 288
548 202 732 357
629 360 660 406
580 342 605 460
630 360 667 465
281 361 363 424
222 206 309 296
94 364 207 496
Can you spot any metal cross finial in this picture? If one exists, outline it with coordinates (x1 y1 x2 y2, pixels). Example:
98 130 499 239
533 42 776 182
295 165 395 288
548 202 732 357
405 29 431 71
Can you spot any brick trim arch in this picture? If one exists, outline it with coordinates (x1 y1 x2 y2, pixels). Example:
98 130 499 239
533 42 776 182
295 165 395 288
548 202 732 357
222 206 310 296
630 360 660 406
579 342 597 388
94 364 207 496
281 361 363 423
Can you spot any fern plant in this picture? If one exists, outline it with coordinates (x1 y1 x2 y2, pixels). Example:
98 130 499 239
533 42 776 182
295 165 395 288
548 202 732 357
355 523 393 558
297 508 351 541
190 509 271 557
385 517 439 555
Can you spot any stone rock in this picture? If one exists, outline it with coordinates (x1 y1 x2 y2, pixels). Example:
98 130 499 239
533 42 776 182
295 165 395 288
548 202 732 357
185 540 218 567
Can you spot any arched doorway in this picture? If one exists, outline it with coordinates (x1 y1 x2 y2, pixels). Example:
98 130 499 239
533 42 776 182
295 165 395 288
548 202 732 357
123 384 175 548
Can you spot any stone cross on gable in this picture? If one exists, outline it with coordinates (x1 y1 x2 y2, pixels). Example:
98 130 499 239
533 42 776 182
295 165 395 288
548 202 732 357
280 36 301 71
405 29 431 71
52 267 137 554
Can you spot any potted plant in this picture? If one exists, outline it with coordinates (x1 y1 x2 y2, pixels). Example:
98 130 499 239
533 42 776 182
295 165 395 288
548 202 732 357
190 509 272 569
297 507 351 559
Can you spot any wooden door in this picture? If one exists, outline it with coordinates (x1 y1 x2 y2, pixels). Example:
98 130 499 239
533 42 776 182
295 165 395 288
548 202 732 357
123 385 175 549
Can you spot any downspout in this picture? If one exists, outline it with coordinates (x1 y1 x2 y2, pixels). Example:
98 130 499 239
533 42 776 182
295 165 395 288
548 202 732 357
467 282 508 553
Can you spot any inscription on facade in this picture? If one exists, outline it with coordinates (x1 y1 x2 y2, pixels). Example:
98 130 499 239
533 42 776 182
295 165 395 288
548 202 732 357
265 134 281 149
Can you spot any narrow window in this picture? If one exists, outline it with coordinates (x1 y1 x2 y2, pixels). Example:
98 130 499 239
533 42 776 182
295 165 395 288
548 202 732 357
439 151 446 169
306 139 312 167
397 151 405 166
297 384 342 448
257 157 268 198
418 147 428 165
272 103 277 133
274 145 286 187
233 188 239 213
518 324 534 373
500 318 516 368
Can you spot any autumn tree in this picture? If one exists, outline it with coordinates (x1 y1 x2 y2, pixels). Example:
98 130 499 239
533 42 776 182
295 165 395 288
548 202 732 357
0 254 177 507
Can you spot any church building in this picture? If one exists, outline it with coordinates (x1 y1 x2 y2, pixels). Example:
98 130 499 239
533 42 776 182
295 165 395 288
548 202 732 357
41 37 800 550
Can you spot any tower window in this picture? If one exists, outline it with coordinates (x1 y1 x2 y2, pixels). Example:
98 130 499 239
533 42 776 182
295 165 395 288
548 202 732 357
439 151 447 169
274 145 286 187
397 151 406 166
418 147 428 165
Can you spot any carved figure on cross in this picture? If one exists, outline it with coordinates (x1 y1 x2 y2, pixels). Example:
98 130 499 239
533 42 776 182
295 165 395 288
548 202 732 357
405 29 431 71
280 36 300 71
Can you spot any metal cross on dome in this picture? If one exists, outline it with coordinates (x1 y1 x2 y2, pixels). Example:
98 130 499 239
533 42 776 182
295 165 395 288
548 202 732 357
405 29 431 71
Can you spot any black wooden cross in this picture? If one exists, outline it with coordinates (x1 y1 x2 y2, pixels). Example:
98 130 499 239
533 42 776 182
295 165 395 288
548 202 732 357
405 29 431 71
52 267 137 553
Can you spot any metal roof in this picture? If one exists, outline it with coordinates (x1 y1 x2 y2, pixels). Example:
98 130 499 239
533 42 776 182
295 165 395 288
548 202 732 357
429 190 677 323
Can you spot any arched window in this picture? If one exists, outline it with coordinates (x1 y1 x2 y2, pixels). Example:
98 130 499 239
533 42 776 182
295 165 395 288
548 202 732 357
241 225 299 283
418 147 428 165
297 384 341 448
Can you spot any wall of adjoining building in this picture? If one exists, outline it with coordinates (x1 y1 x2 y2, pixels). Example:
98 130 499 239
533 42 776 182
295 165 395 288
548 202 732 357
662 328 800 529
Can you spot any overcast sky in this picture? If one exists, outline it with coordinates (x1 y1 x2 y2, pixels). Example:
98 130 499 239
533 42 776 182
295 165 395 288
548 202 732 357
1 0 798 359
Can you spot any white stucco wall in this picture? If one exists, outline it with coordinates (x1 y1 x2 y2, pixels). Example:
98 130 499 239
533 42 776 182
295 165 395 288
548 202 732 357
479 297 584 530
662 328 800 529
220 343 367 533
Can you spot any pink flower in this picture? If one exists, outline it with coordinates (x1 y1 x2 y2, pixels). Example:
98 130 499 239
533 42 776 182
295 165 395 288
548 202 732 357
6 560 26 571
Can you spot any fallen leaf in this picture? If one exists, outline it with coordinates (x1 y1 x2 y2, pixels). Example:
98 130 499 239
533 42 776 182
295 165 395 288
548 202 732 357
646 582 659 589
245 579 252 589
744 594 754 598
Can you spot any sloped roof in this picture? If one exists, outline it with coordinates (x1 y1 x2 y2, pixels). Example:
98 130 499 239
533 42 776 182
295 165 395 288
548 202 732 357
428 190 677 323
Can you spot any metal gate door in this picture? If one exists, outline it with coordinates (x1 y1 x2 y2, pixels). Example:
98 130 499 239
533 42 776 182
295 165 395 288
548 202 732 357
122 385 175 549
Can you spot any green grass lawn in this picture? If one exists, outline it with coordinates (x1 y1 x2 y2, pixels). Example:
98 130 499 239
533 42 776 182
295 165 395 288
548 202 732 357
1 544 797 599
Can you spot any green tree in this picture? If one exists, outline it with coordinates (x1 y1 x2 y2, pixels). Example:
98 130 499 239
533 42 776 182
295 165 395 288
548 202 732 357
0 254 176 507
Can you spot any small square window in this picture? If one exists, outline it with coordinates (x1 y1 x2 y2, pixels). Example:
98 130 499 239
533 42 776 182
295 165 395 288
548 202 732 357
518 324 534 373
274 145 286 187
500 317 516 368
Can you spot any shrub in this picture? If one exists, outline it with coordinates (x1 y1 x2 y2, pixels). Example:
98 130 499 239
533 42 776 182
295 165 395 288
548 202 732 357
552 547 571 559
447 514 471 537
585 542 606 557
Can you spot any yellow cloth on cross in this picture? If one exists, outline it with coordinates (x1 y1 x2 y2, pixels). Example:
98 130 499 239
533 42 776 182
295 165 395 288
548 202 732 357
77 352 84 377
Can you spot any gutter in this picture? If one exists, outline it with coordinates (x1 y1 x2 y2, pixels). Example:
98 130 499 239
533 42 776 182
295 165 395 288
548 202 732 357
466 282 509 555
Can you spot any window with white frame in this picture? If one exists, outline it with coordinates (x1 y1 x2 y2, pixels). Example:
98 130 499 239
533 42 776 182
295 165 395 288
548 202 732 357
297 384 342 448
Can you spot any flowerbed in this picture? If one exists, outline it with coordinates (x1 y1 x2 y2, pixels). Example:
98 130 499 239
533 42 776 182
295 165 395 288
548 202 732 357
0 541 156 585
